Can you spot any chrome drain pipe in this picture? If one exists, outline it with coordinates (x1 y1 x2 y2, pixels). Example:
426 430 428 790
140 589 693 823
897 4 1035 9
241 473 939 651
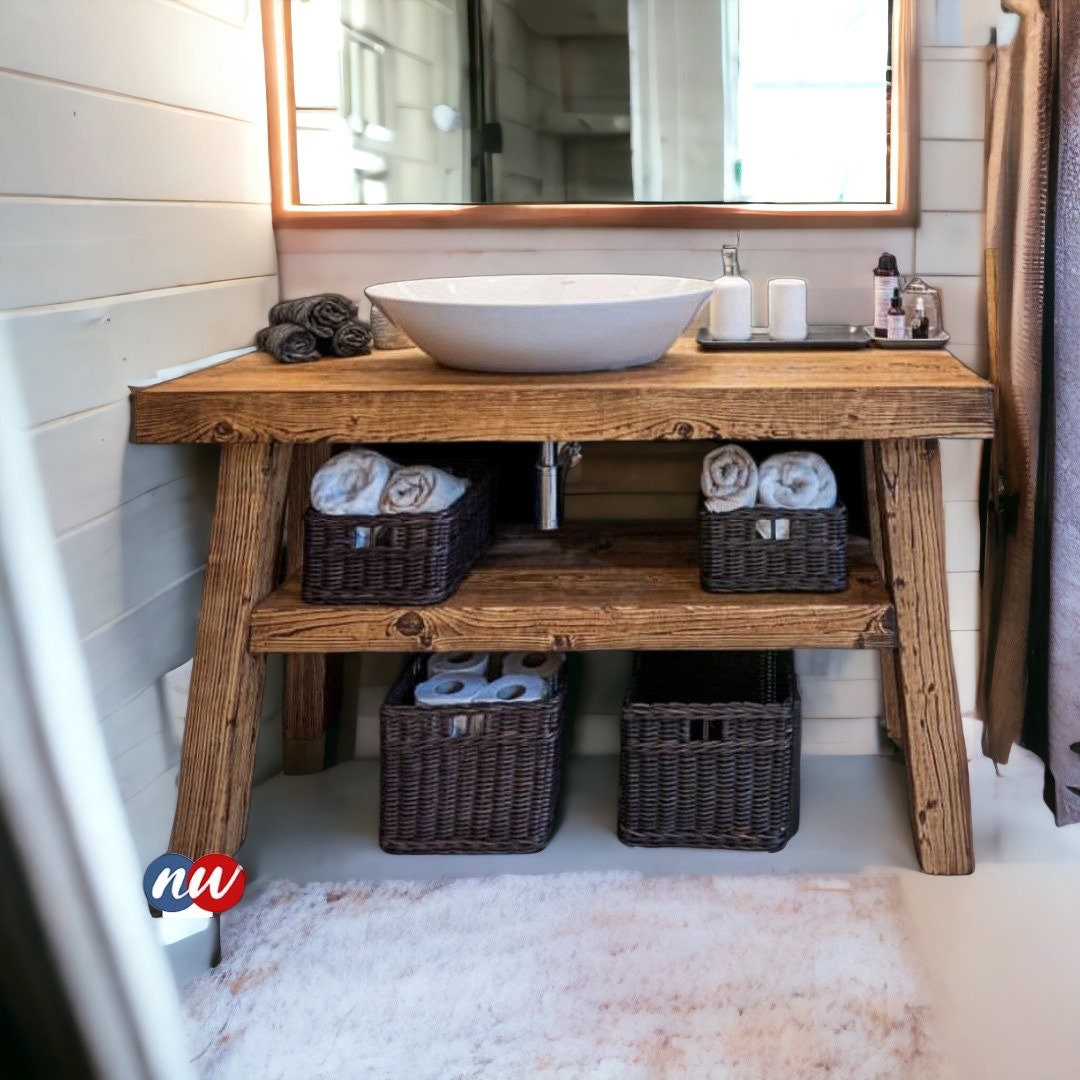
536 441 582 530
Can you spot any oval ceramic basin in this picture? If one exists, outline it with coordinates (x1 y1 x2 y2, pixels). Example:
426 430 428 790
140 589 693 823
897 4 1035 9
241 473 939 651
365 274 712 373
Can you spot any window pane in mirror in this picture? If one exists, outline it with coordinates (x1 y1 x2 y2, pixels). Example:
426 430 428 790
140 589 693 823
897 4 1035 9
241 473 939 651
289 0 892 206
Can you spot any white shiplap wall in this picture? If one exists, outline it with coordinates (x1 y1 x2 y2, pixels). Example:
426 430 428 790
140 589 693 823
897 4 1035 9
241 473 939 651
279 0 1001 758
2 0 279 866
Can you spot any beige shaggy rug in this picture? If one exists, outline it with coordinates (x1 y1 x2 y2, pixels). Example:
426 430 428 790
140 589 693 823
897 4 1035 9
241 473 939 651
183 871 944 1080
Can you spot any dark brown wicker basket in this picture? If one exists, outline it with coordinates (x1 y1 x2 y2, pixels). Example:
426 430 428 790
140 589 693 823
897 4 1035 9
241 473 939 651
699 501 848 592
619 651 801 851
379 657 566 854
302 461 495 605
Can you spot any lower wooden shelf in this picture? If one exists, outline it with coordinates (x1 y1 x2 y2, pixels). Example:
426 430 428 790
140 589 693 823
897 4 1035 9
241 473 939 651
250 523 896 653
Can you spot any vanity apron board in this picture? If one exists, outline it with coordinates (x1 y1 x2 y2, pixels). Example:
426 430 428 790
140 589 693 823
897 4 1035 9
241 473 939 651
129 344 993 876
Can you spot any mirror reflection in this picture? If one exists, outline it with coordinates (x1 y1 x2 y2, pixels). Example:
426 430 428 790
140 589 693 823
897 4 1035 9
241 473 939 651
290 0 893 206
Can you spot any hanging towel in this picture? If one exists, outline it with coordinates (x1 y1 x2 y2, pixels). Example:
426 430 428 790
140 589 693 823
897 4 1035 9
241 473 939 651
701 444 759 512
269 294 359 339
321 320 372 357
758 451 838 510
310 449 396 515
255 323 320 364
379 465 468 515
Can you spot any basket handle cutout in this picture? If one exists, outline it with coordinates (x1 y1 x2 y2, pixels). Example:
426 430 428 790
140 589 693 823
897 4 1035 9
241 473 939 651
755 517 791 541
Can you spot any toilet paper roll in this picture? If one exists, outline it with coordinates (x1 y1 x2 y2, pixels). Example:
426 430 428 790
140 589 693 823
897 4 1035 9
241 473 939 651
427 652 491 678
501 651 565 691
767 277 808 341
471 674 548 704
413 674 487 707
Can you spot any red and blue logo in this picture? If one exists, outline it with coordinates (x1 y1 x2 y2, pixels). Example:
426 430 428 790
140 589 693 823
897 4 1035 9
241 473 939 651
143 852 246 914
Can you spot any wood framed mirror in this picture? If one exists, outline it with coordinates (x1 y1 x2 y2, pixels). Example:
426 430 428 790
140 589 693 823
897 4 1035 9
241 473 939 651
262 0 917 229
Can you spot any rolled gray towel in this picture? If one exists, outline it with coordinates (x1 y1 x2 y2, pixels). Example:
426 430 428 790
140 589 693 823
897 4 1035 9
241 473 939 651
320 320 372 357
256 323 320 364
269 293 359 339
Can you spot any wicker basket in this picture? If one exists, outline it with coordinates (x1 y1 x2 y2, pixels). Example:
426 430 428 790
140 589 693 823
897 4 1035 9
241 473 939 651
699 502 848 592
619 651 801 851
302 461 495 605
379 658 567 854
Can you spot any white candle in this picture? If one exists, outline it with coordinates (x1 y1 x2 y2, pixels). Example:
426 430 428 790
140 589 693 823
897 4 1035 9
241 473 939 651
767 278 808 341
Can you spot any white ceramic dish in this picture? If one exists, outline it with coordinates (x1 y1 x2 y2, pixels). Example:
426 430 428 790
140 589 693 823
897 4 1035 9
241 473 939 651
365 274 713 373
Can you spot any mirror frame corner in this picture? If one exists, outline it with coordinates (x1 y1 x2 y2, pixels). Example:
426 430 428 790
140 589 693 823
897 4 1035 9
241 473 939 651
262 0 918 231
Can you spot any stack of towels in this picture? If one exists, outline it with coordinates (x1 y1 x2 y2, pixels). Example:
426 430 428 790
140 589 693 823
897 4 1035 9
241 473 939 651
701 445 838 517
255 293 373 363
310 449 468 516
413 652 565 706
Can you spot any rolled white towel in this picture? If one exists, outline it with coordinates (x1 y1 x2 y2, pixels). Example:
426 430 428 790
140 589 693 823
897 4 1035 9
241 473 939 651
310 449 395 516
379 465 468 515
701 444 759 513
757 451 838 510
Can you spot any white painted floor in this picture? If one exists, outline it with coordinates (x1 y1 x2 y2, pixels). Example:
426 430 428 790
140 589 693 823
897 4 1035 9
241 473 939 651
238 746 1080 1080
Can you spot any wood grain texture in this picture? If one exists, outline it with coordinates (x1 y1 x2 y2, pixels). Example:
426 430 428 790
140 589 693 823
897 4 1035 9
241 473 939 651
282 444 332 774
131 345 995 444
250 524 895 653
169 443 291 859
864 443 906 749
873 439 974 875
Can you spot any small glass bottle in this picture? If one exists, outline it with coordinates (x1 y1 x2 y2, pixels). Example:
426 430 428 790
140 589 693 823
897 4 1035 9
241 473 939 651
709 244 752 341
901 276 942 338
909 298 930 339
886 288 906 339
873 252 901 337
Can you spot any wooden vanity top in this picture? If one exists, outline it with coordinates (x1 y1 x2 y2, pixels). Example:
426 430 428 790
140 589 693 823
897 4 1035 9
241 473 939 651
130 341 994 444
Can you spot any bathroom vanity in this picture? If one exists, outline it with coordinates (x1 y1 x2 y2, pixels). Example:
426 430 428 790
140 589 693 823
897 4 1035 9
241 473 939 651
130 341 993 875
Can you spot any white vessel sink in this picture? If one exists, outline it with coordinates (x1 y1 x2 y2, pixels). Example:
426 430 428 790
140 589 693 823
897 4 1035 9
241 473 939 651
365 274 712 373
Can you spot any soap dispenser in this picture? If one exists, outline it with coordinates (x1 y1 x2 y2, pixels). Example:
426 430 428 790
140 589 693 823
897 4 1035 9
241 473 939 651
709 244 752 341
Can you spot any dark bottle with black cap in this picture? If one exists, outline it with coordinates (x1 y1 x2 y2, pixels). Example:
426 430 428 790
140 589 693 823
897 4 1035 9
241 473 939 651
873 252 900 338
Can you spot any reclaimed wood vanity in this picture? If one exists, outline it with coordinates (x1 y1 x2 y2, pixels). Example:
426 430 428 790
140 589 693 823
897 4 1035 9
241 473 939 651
130 341 994 875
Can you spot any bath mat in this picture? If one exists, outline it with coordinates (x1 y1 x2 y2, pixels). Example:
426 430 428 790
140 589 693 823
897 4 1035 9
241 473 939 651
183 870 943 1079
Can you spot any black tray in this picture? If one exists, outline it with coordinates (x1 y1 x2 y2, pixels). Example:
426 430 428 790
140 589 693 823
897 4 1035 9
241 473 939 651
697 324 869 351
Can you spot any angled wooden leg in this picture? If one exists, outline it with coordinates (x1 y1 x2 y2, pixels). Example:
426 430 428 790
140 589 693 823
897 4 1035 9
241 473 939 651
872 439 974 874
863 443 905 750
282 444 337 774
169 443 291 859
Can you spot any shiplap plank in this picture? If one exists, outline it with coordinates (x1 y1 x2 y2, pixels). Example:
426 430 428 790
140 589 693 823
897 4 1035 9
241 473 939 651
0 74 270 204
799 676 883 720
34 401 216 536
947 572 980 632
81 570 205 717
10 276 278 425
0 0 263 121
944 501 981 572
0 201 276 309
58 476 213 638
102 654 281 769
802 717 884 755
795 649 881 680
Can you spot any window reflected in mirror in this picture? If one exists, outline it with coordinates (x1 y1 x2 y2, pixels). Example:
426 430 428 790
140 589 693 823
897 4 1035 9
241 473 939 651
287 0 894 207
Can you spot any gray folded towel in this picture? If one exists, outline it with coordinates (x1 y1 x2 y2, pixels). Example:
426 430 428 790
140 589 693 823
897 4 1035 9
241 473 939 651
757 451 838 509
269 293 359 339
321 320 372 357
256 323 320 364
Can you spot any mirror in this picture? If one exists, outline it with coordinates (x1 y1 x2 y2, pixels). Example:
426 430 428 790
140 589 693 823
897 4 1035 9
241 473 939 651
284 0 898 209
267 0 914 226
